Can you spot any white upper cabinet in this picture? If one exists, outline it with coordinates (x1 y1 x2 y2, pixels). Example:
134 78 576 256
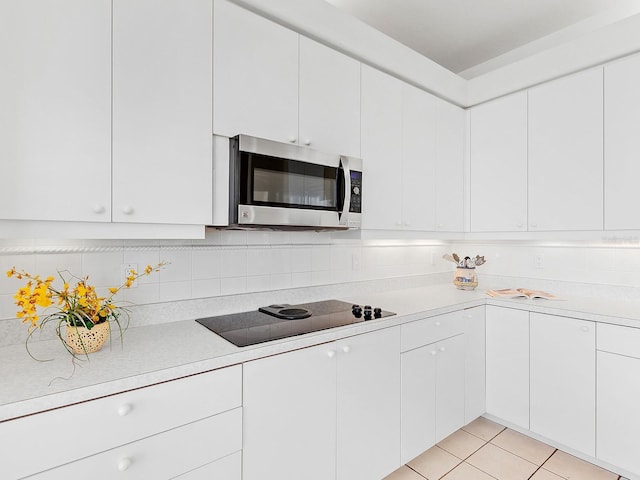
214 1 360 157
361 65 403 230
470 92 528 232
299 36 361 157
604 54 640 230
213 0 298 143
112 0 213 225
361 66 464 232
0 0 111 222
435 99 465 232
402 83 438 231
528 68 604 231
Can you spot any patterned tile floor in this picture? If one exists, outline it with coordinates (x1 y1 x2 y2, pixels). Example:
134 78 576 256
385 417 624 480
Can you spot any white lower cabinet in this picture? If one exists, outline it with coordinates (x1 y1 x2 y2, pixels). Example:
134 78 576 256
464 306 486 423
400 311 468 463
30 409 242 479
174 451 242 479
243 326 401 480
1 365 242 479
485 306 529 429
530 312 595 456
597 323 640 477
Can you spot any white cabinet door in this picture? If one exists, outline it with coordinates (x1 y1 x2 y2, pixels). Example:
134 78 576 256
402 83 437 231
435 99 465 232
213 0 298 143
336 327 401 480
401 341 437 463
112 0 212 225
530 313 595 456
470 92 528 232
361 65 403 230
299 36 360 157
243 342 337 480
464 306 486 423
0 0 111 222
485 306 529 429
528 68 604 231
604 54 640 230
435 334 466 442
401 332 466 463
597 351 640 476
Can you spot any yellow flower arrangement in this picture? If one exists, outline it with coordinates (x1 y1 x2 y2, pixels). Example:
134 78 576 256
7 262 167 359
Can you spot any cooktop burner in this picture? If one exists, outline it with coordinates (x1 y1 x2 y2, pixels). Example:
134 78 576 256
195 300 395 347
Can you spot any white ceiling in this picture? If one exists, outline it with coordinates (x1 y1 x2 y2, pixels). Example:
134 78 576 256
323 0 640 78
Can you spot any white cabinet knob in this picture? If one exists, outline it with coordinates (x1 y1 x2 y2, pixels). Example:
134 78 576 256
404 222 410 227
437 223 444 229
122 205 134 215
435 321 441 327
517 223 524 229
117 457 132 472
327 350 336 358
289 136 297 143
395 221 402 227
117 403 133 416
93 205 105 214
581 326 589 333
439 346 446 352
530 223 538 228
430 350 437 356
303 139 311 146
341 345 351 353
465 314 472 319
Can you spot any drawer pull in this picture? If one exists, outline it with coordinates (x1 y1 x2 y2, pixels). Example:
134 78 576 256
581 326 589 333
117 457 132 472
439 346 446 352
430 350 437 356
327 350 336 359
341 345 351 353
117 403 133 417
435 321 441 327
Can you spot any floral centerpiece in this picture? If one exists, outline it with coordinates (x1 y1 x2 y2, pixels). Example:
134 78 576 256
7 262 166 359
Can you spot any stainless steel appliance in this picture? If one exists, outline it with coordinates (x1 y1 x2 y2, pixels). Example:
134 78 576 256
228 135 362 230
196 300 394 347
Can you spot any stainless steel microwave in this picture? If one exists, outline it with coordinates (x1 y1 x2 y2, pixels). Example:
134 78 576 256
228 135 362 230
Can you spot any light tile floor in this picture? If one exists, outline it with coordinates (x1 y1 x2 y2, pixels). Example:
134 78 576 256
385 417 624 480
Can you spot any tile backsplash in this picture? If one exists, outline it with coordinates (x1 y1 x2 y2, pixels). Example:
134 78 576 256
3 231 640 347
0 230 451 345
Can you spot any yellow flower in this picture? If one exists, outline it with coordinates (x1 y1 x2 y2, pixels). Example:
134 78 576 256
8 262 168 360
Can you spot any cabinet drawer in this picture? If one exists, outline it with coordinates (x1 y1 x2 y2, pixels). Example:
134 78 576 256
31 407 242 479
174 451 242 480
3 364 241 479
597 323 640 358
401 311 465 352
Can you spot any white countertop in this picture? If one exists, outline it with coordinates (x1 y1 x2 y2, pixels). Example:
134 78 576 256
2 283 640 422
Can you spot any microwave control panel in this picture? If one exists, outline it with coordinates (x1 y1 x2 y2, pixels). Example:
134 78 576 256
349 170 362 213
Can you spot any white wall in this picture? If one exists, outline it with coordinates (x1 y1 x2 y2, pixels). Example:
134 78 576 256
453 240 640 299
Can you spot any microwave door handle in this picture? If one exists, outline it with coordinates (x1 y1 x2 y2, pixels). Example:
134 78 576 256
339 156 351 221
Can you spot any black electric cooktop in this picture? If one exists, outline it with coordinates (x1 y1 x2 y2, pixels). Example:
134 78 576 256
196 300 395 347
